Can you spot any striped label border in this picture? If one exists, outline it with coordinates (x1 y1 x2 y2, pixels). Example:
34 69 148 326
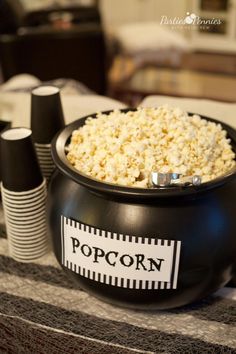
61 216 181 290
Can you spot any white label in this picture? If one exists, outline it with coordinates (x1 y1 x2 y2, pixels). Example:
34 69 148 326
61 216 181 290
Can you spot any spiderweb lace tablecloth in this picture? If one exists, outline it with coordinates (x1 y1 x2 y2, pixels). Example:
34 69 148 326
0 206 236 354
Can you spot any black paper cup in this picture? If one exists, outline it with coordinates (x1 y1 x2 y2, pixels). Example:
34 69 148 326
31 86 65 144
7 228 46 237
9 243 48 254
7 218 46 230
36 152 53 158
6 216 45 225
8 237 47 247
9 246 48 256
9 238 47 250
39 159 54 166
2 195 46 209
37 157 54 163
5 209 48 262
3 211 46 222
3 200 46 213
39 165 55 181
0 128 43 192
40 167 55 175
9 254 46 262
7 225 47 236
39 163 53 170
35 143 52 149
39 164 55 170
36 147 52 151
38 160 54 166
9 238 47 247
6 218 46 229
37 155 54 162
5 209 46 222
0 120 11 181
36 151 52 155
9 245 48 259
35 150 52 156
1 175 48 262
1 192 46 205
9 231 47 242
1 179 46 199
35 142 55 182
2 194 46 208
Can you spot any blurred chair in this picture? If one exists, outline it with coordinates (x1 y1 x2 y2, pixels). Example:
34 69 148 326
0 24 106 94
0 0 100 31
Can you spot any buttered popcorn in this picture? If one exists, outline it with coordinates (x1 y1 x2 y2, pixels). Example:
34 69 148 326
66 106 236 188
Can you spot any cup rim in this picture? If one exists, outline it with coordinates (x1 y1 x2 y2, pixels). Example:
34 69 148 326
1 187 46 200
2 191 46 203
40 167 55 172
9 233 47 242
40 163 55 167
3 200 46 213
10 241 47 250
7 223 46 234
7 220 46 231
36 150 51 158
10 252 47 262
1 127 32 141
38 157 54 162
36 151 52 156
9 242 47 248
2 194 46 206
10 252 48 261
35 143 52 148
32 85 59 97
9 245 47 253
7 224 47 237
1 179 46 195
8 231 47 241
39 160 54 165
1 192 46 204
8 237 47 246
5 209 46 220
9 245 48 256
51 109 236 199
3 205 46 217
9 243 47 250
37 150 52 159
37 155 52 160
10 254 45 262
6 218 46 228
8 236 47 246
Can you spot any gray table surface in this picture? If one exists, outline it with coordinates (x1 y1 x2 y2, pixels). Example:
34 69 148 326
0 205 236 354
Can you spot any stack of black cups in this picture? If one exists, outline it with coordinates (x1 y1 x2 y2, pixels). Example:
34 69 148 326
0 128 48 262
31 86 65 183
0 120 11 183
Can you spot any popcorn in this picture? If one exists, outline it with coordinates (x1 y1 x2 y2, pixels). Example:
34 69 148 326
66 106 236 188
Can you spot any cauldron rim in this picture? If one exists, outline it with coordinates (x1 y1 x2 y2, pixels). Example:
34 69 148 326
51 109 236 199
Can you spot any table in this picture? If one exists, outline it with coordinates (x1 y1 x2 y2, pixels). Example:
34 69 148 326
0 229 235 353
0 93 236 353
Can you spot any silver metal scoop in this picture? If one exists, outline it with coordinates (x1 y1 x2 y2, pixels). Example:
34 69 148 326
150 172 202 187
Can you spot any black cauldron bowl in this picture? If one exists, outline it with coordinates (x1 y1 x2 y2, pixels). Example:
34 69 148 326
47 109 236 310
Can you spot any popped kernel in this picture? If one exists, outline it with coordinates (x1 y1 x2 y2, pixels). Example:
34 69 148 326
66 106 236 188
